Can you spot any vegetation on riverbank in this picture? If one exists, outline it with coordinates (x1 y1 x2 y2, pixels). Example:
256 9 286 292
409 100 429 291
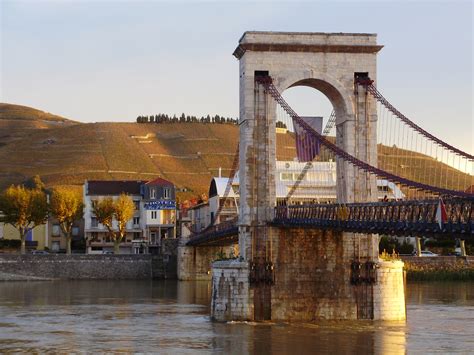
404 260 474 281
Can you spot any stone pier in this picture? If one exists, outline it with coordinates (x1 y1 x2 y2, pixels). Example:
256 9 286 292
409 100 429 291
211 228 405 321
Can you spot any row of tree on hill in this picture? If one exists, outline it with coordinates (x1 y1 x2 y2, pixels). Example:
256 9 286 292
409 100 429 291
0 176 135 255
136 113 238 124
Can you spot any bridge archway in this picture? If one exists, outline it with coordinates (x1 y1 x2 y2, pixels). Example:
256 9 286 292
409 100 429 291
277 72 353 125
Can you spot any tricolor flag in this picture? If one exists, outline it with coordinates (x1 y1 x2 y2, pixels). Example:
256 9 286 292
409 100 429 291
435 197 448 229
293 116 323 162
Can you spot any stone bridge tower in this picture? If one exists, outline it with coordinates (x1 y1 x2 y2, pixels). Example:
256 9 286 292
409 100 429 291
211 32 406 322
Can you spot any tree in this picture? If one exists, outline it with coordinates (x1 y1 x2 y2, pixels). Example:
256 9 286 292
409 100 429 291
50 187 84 254
24 175 46 191
113 194 135 254
0 185 48 254
92 194 134 254
92 197 115 250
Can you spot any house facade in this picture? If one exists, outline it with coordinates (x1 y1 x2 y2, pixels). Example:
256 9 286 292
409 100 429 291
142 178 177 249
0 219 47 251
48 217 85 252
83 179 176 254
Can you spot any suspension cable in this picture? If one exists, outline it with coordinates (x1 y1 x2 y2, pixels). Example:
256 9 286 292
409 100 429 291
256 76 473 198
365 83 474 160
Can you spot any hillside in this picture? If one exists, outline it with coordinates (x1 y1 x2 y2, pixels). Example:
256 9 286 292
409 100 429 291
0 103 78 148
0 103 73 122
0 103 471 201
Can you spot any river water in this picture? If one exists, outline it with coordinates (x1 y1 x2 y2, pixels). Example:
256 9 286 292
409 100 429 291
0 280 472 354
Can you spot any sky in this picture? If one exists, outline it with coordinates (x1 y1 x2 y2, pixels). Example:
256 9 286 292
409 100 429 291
0 0 472 154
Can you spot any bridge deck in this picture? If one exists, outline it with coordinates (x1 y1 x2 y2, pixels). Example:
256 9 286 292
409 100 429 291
187 199 473 247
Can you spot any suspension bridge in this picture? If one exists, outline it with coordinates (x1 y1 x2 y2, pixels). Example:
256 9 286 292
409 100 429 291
178 31 473 323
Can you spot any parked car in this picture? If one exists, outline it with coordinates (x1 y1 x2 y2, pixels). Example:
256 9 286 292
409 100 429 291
31 250 49 255
419 251 438 257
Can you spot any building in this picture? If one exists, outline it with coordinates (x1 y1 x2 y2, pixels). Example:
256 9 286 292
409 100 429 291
0 211 86 252
83 179 176 254
187 201 211 232
189 160 405 233
208 177 239 224
48 217 85 252
142 178 177 248
0 218 47 251
274 161 405 203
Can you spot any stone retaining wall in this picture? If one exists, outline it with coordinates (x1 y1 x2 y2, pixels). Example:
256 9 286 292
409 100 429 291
0 254 174 280
177 245 238 281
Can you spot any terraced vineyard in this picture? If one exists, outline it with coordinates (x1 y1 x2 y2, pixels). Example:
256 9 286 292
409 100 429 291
0 103 471 201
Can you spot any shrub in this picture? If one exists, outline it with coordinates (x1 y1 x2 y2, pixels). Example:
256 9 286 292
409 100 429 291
0 239 22 248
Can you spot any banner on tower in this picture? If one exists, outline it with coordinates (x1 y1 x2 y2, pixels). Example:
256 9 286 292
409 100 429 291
293 116 323 162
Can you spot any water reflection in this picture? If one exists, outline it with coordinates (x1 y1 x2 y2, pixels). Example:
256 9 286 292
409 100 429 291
0 280 472 353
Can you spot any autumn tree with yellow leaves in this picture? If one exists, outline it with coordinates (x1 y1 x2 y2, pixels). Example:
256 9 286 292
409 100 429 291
50 187 84 254
0 184 48 254
92 193 134 254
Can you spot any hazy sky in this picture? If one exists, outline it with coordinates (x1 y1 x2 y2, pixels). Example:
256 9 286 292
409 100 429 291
1 0 472 153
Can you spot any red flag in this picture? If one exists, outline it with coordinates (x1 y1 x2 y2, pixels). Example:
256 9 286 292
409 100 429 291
435 198 448 229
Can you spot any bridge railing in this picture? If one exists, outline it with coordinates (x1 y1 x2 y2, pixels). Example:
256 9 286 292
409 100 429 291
273 199 473 235
186 217 239 246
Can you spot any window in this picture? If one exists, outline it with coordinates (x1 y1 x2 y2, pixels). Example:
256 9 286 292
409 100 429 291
52 224 60 236
163 187 171 199
133 217 140 226
150 188 156 199
151 211 157 219
281 172 293 181
133 232 141 240
134 200 140 210
91 217 98 228
72 226 79 236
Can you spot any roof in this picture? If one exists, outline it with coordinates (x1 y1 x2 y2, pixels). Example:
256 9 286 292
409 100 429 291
209 177 239 198
86 180 143 196
188 201 209 210
145 177 174 187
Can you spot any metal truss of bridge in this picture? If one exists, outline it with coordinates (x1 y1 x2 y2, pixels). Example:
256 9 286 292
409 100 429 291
187 198 473 247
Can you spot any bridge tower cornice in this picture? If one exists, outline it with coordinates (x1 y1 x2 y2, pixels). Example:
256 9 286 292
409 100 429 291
233 31 383 59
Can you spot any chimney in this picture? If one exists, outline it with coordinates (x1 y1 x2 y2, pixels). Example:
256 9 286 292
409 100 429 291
218 167 222 178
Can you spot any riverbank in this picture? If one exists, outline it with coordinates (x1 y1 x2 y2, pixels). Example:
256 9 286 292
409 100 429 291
1 254 472 282
0 254 177 281
401 256 474 281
